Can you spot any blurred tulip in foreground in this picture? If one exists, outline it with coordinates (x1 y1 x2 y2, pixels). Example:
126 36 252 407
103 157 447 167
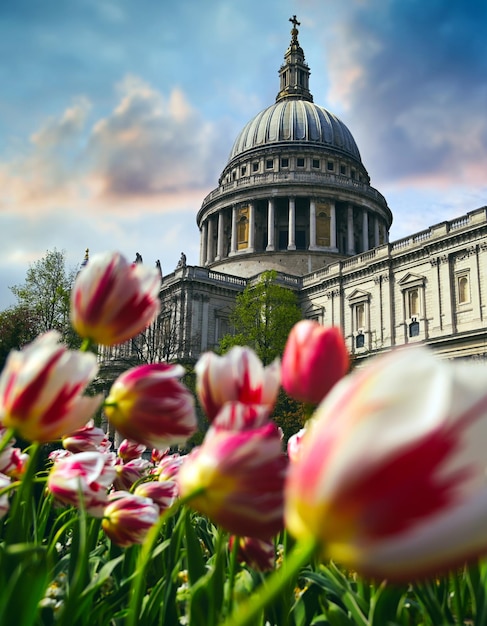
134 480 178 513
104 363 197 450
70 251 161 346
48 451 116 517
285 347 487 580
281 320 349 405
0 332 101 442
0 473 10 519
195 347 280 422
178 418 287 539
102 491 159 547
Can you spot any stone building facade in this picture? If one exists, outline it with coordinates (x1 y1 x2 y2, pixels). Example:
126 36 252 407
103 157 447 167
99 19 487 371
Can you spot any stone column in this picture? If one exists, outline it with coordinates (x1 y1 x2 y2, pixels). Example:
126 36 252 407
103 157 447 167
206 217 214 264
362 209 369 252
330 201 337 250
216 211 224 260
374 216 380 248
230 205 237 254
309 199 317 249
200 221 208 265
288 197 296 250
347 205 355 254
266 198 275 250
248 202 255 251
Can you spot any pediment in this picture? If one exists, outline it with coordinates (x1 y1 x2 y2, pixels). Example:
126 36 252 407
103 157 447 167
398 272 426 288
347 288 370 302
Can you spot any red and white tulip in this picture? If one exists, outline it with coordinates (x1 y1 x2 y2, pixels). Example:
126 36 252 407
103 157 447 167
285 347 487 580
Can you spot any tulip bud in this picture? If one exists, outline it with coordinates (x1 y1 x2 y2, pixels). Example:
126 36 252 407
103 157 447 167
195 347 280 422
178 419 287 540
285 347 487 580
102 491 159 547
112 457 151 491
70 251 161 346
0 332 101 443
282 320 349 405
229 535 276 572
104 363 198 450
134 480 178 513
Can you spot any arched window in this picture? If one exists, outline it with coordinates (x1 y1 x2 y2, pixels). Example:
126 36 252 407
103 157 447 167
458 274 470 304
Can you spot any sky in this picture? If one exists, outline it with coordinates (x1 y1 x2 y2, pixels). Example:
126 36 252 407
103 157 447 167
1 0 486 310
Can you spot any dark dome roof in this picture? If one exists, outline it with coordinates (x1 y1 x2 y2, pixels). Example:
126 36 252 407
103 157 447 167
228 99 361 163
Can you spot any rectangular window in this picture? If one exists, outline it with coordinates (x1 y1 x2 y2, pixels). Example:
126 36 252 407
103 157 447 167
312 159 320 169
281 157 289 168
327 161 334 171
252 162 259 172
241 166 246 176
266 159 273 170
340 165 346 175
297 157 305 167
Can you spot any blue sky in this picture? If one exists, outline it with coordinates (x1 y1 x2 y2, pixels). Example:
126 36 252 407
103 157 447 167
1 0 486 309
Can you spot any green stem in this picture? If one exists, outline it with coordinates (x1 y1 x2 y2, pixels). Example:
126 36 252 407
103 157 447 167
125 487 204 626
221 536 317 626
226 536 240 617
0 427 15 454
80 338 93 352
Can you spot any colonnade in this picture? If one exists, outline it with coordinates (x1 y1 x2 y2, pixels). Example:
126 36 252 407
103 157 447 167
200 196 387 265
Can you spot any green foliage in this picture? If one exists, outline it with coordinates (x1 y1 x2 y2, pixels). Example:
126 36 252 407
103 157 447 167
9 248 80 347
219 270 302 365
272 389 306 443
0 306 38 370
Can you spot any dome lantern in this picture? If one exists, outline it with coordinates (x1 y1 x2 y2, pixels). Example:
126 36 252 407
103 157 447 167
276 15 313 103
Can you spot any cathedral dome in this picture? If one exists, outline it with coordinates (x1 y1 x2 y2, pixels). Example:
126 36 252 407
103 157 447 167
228 100 361 164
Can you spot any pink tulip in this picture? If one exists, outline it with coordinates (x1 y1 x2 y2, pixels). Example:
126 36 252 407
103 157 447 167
150 447 170 464
104 363 198 450
281 320 349 405
229 535 276 572
195 347 280 422
48 451 117 517
212 401 271 431
178 419 287 540
285 347 487 580
102 491 159 547
0 332 101 442
117 439 147 462
63 420 111 453
70 251 161 346
134 480 178 513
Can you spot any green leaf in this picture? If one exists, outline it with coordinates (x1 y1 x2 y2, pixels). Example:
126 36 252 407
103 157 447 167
184 510 207 585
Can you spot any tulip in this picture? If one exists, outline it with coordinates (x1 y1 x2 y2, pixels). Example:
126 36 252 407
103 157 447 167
102 491 159 547
134 480 178 513
0 473 10 519
0 445 28 478
178 419 287 540
112 457 151 491
281 320 349 405
70 251 161 346
195 347 280 422
47 451 117 517
0 331 101 443
155 453 184 482
104 363 198 450
285 346 487 580
286 427 306 463
117 439 147 462
229 535 276 572
63 420 111 453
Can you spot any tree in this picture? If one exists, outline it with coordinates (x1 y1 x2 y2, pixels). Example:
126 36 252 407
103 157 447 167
0 306 38 370
9 248 79 347
219 270 302 365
